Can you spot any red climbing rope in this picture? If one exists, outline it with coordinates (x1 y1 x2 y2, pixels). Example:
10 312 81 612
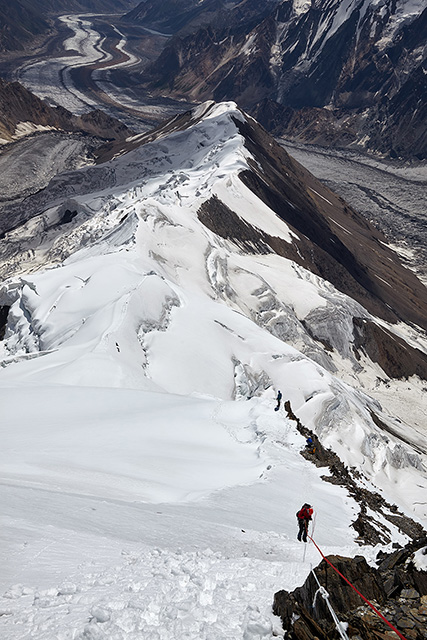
307 535 408 640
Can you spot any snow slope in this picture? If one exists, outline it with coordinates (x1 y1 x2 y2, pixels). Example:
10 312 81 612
0 387 370 639
0 100 426 639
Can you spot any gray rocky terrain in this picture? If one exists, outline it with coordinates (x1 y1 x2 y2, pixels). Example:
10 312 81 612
281 142 427 284
273 540 427 639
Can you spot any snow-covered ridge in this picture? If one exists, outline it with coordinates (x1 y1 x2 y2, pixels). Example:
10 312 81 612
1 100 425 523
0 97 426 640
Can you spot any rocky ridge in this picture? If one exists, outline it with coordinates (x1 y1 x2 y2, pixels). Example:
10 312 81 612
0 77 130 145
273 540 427 639
284 401 425 546
273 400 427 639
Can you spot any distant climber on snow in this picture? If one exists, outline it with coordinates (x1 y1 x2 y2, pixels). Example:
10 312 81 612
296 503 313 542
275 390 282 411
305 437 315 454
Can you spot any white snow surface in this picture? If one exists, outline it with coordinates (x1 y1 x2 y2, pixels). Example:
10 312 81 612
413 547 427 572
0 101 426 639
292 0 311 16
0 387 371 640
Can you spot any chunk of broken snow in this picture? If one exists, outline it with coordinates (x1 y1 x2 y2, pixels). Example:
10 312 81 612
413 547 427 571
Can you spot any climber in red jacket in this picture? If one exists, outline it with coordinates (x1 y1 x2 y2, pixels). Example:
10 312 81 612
296 503 313 542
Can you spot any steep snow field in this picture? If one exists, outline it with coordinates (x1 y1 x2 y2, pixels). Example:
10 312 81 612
0 102 426 639
1 387 365 639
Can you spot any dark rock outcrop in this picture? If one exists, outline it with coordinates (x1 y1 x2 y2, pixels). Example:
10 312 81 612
273 540 427 639
0 78 130 144
0 304 9 339
198 195 270 254
231 114 427 337
353 319 427 382
284 401 425 545
0 0 50 53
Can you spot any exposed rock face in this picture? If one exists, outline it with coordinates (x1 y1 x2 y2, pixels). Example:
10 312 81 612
0 78 130 144
273 540 427 639
140 0 427 158
123 0 227 36
123 0 279 36
353 319 427 381
143 19 277 106
0 0 50 53
0 304 9 339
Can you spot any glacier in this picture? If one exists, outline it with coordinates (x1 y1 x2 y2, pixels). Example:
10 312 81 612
0 100 426 640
